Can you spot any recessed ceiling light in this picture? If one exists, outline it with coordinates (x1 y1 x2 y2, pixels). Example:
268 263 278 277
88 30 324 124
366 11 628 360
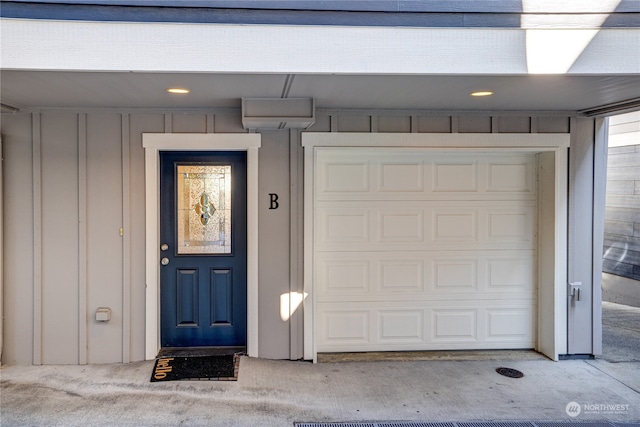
166 88 190 94
470 91 494 97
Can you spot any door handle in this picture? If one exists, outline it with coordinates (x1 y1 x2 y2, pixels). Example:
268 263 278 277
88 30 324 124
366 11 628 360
160 243 169 266
569 282 582 301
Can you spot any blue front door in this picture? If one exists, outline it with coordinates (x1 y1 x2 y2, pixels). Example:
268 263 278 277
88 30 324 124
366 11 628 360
160 151 247 347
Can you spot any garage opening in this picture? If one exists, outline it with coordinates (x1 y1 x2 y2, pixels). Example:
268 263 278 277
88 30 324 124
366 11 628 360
303 133 569 361
601 111 640 363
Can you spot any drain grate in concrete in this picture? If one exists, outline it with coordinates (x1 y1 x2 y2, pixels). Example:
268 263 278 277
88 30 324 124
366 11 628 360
495 367 524 378
296 424 377 427
534 423 622 427
295 423 453 427
381 423 455 427
295 422 633 427
459 423 532 427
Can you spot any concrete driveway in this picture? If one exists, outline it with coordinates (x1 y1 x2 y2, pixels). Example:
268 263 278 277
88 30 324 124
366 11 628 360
1 303 639 426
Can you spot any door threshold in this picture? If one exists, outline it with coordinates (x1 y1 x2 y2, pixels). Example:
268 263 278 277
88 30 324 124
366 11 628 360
157 346 246 358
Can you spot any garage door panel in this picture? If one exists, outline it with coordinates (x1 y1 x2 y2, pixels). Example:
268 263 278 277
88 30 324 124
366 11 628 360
486 209 535 243
317 202 536 251
432 259 478 291
317 294 536 304
320 310 370 346
317 259 370 294
433 161 478 192
318 304 429 350
316 149 536 201
486 256 535 292
316 251 535 298
432 210 477 241
314 149 537 353
485 308 535 342
379 211 424 242
319 208 370 244
379 161 425 192
432 309 478 342
379 310 424 343
317 301 536 352
487 161 535 193
380 260 424 292
322 161 370 193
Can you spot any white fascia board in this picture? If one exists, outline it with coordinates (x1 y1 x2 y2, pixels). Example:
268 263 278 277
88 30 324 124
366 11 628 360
2 18 639 75
301 132 571 149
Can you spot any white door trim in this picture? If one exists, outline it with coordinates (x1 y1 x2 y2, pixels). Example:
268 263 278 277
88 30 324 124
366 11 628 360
143 133 261 360
302 133 570 361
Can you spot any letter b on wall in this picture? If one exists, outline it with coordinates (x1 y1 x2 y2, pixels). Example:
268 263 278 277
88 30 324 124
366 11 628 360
269 193 279 210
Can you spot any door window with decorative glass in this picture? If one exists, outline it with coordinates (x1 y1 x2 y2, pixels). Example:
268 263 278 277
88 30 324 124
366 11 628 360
176 164 231 254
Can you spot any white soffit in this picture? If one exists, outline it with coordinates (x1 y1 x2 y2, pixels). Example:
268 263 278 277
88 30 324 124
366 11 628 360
1 19 638 76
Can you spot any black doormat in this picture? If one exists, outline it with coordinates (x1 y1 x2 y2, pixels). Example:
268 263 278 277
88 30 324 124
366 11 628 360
150 353 240 382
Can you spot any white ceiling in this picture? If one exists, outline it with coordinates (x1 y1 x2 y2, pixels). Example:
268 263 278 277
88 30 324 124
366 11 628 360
2 70 640 114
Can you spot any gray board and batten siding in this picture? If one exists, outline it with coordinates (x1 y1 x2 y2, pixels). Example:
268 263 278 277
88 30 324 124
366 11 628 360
1 109 600 365
602 112 640 307
604 151 640 280
603 112 640 279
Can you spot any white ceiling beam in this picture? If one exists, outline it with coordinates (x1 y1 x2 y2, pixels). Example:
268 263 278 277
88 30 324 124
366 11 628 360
2 19 638 75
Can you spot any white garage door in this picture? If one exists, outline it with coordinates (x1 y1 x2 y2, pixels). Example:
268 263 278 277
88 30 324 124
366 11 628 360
314 148 537 352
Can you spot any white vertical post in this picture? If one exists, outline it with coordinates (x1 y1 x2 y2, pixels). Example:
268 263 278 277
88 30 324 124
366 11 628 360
567 118 596 355
592 117 609 357
289 129 305 360
246 145 259 358
555 147 569 358
144 145 160 360
302 144 315 361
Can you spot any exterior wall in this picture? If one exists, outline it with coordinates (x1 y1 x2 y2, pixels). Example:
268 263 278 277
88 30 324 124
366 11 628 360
2 109 598 364
603 111 640 307
1 110 295 364
257 131 292 359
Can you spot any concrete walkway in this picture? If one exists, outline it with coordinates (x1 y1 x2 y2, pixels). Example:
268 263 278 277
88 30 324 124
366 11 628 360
1 303 639 426
602 301 640 363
